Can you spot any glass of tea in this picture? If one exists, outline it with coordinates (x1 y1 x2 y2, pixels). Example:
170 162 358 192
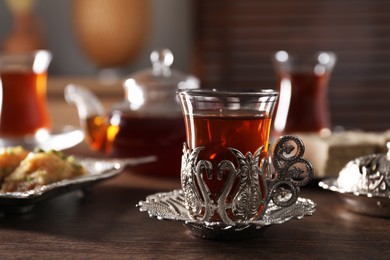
0 50 52 138
177 89 279 223
272 51 337 136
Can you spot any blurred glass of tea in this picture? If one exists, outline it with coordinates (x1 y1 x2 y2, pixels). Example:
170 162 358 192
0 50 52 138
272 51 336 136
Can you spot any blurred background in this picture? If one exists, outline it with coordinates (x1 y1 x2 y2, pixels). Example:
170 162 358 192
0 0 390 132
0 0 193 75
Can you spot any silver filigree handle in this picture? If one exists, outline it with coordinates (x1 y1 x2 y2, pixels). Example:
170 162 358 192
267 135 314 207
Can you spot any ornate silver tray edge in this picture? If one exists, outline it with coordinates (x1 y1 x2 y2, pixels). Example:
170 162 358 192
0 156 155 208
319 178 390 218
319 178 390 198
137 189 316 235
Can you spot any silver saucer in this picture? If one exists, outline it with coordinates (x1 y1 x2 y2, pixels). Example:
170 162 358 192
0 125 84 151
137 189 316 240
319 178 390 218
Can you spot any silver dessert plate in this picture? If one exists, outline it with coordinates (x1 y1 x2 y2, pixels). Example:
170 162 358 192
137 190 316 240
319 178 390 218
0 125 84 151
0 156 155 213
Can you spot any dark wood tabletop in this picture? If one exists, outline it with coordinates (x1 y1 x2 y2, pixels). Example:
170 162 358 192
0 143 389 259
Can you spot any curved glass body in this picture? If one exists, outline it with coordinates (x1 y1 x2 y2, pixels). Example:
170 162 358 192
272 51 336 136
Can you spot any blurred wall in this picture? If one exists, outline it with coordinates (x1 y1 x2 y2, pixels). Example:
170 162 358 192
0 0 193 76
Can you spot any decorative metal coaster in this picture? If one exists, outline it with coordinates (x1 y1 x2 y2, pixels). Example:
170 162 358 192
137 189 316 240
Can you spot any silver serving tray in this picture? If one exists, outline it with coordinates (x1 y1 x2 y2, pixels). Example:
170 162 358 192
0 156 155 213
319 178 390 218
138 190 316 240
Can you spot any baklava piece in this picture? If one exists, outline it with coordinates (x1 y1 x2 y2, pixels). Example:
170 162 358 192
0 146 29 182
1 149 86 192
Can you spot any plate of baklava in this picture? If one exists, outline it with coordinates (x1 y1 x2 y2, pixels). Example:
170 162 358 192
0 146 155 213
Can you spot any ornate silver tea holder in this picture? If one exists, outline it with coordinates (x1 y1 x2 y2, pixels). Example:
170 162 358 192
138 136 316 240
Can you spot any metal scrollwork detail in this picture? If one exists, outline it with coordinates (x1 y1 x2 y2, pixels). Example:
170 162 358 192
268 135 314 207
229 147 268 221
180 143 269 225
180 135 313 225
353 154 390 194
180 144 211 220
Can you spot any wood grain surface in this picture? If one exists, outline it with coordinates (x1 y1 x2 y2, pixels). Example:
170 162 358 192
0 143 388 259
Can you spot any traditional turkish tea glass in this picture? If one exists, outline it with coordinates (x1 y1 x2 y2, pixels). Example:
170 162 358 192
272 51 336 136
177 89 313 225
0 50 52 138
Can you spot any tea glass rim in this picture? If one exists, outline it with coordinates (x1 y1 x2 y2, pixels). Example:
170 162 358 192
0 49 51 57
273 50 337 66
0 49 52 74
273 50 337 58
177 88 279 98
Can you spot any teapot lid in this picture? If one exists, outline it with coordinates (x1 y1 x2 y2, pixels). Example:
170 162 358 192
125 49 199 89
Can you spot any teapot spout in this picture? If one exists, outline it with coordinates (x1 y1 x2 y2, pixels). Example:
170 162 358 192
65 84 108 151
65 84 105 123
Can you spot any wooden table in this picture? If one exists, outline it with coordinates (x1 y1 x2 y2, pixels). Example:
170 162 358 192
0 143 389 259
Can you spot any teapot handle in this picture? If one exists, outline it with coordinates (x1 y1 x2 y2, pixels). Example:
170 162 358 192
64 84 105 123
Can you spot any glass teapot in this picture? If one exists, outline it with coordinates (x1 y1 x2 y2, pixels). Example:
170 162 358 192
65 49 199 178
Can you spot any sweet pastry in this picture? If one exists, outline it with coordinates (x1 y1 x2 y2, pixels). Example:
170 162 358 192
297 131 387 177
0 146 29 182
1 149 86 192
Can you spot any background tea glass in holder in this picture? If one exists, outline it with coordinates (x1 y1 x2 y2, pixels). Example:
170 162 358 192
0 50 52 139
272 50 337 136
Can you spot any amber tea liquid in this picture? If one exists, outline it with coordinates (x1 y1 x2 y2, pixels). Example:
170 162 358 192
185 111 271 212
86 114 186 178
0 70 51 137
275 71 330 135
